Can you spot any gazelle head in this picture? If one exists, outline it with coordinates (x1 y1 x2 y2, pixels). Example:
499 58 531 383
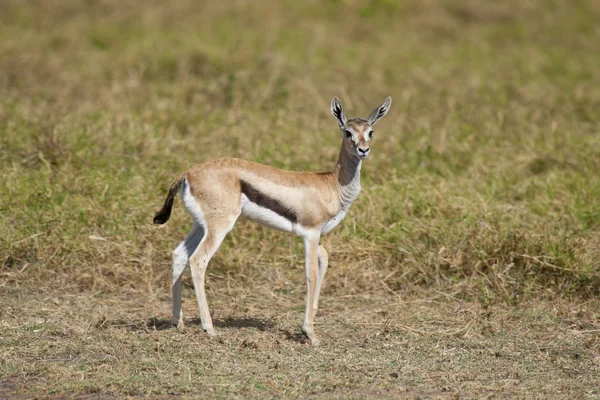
331 96 392 160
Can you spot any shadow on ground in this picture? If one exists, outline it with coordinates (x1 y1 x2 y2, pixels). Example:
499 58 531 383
213 316 276 331
94 315 281 333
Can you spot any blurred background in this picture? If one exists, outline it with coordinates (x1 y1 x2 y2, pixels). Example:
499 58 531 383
1 0 600 396
2 0 599 298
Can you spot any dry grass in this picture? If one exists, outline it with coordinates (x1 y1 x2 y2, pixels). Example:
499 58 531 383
2 291 599 398
1 0 600 397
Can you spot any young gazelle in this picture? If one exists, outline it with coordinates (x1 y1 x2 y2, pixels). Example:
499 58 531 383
154 96 391 345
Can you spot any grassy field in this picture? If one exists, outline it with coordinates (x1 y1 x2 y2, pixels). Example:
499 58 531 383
1 0 600 397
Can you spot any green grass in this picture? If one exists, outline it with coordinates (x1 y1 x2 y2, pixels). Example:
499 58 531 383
1 0 599 397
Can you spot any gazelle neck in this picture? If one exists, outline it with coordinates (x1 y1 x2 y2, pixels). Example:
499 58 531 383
332 142 362 208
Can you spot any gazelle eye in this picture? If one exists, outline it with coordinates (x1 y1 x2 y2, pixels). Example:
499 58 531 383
345 130 352 139
368 131 374 138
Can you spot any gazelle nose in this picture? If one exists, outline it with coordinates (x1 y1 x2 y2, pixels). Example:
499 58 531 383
358 147 370 154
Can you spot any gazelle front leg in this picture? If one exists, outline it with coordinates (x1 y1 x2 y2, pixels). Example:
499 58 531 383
301 234 321 345
314 245 329 312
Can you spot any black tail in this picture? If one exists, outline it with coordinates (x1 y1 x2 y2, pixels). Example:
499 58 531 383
153 176 185 224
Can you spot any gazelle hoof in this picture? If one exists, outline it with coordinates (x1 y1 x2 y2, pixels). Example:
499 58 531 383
204 327 216 337
301 326 320 346
174 319 185 331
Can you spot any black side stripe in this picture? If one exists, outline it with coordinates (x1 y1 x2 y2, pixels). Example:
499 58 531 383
240 180 298 223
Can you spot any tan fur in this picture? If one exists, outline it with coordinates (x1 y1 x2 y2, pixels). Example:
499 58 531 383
184 157 347 229
155 97 391 345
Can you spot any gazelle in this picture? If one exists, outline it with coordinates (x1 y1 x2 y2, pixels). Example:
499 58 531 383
154 96 391 345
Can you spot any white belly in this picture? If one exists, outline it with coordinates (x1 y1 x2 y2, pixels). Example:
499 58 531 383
240 194 295 233
321 209 348 234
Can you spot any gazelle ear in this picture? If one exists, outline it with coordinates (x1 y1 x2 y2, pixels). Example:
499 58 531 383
331 97 347 129
367 96 392 126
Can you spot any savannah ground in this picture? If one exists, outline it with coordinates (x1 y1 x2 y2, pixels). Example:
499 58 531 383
1 0 599 398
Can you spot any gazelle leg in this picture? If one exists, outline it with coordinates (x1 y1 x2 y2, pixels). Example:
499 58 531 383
171 223 205 330
314 244 329 312
188 217 237 336
301 234 321 345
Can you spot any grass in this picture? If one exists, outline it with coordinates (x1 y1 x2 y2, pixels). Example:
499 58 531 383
2 292 599 398
1 0 599 397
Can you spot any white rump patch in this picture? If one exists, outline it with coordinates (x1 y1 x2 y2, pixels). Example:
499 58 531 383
181 179 207 228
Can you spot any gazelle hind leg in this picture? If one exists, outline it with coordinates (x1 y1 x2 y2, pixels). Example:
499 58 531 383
314 245 329 312
188 214 238 336
171 222 205 329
